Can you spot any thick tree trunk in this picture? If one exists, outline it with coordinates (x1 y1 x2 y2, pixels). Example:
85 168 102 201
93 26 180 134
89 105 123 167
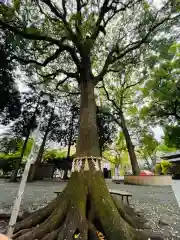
120 112 140 176
12 79 154 240
76 80 100 157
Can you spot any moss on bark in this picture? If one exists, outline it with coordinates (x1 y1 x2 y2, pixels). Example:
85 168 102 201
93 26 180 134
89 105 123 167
12 170 157 240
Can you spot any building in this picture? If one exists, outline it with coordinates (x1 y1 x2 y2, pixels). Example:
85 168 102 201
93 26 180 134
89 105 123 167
160 151 180 179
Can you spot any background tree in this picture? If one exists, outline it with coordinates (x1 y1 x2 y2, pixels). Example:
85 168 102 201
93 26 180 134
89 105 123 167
0 137 34 175
136 131 159 171
164 125 180 149
0 31 21 123
96 106 116 156
1 1 179 239
103 132 130 177
140 43 180 124
9 90 41 182
101 66 146 175
140 42 180 152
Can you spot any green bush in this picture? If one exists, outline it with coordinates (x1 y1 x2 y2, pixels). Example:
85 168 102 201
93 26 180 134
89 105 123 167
161 160 172 175
155 161 172 175
154 163 162 175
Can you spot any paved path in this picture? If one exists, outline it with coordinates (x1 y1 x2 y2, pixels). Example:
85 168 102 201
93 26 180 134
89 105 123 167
172 180 180 207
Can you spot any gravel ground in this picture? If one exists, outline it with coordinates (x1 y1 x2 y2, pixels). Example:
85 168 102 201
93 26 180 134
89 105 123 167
113 183 180 240
0 179 179 239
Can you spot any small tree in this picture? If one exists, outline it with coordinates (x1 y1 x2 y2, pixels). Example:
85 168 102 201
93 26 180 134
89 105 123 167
136 131 159 171
104 132 130 177
101 66 145 175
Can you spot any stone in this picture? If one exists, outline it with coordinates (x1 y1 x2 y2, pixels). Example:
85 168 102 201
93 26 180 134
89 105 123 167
158 219 169 226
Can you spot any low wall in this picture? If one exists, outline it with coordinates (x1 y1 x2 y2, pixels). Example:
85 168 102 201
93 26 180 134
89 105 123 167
124 175 172 186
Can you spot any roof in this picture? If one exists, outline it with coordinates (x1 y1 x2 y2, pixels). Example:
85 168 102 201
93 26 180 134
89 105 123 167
160 151 180 160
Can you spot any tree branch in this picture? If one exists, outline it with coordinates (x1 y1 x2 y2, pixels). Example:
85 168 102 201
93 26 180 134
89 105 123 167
35 0 60 23
100 109 121 127
95 10 174 82
11 42 80 70
41 0 77 43
90 0 140 43
55 77 69 89
37 69 78 79
75 0 84 35
11 47 63 66
0 20 60 45
123 78 144 91
102 81 122 113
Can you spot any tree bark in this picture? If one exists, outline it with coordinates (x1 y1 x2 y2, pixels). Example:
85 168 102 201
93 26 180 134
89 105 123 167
120 112 140 176
76 80 100 157
28 109 54 181
13 78 153 240
62 106 75 180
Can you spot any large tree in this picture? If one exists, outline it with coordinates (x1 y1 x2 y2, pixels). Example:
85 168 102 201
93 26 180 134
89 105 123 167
1 1 179 239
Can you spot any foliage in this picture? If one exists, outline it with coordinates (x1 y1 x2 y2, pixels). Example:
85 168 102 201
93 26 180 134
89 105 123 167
43 149 68 161
11 91 39 138
161 160 172 175
154 163 162 175
140 43 180 126
154 161 172 175
157 143 177 153
0 137 34 160
0 32 21 123
103 132 130 175
0 136 34 174
0 137 21 153
164 125 180 149
96 106 116 153
136 130 159 170
43 148 74 170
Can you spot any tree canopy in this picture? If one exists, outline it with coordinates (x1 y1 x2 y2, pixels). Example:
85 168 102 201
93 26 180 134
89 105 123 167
0 32 21 123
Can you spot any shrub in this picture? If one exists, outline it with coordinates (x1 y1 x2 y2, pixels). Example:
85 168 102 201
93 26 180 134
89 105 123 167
161 160 172 175
154 163 162 175
155 161 172 175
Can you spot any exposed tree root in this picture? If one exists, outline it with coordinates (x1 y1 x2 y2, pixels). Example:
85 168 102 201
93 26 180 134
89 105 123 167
12 228 31 238
12 172 162 240
14 195 62 233
112 195 149 229
41 229 60 240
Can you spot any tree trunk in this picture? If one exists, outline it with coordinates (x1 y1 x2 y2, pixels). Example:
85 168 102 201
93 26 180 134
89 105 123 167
9 94 41 182
13 80 153 240
151 156 157 172
28 110 54 182
120 112 140 176
76 80 100 157
9 133 30 182
62 108 75 180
